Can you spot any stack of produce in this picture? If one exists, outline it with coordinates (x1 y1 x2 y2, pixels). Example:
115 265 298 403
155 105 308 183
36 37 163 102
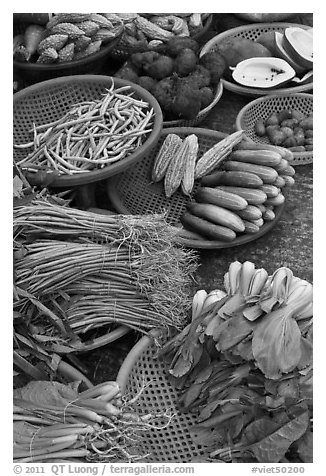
160 261 313 463
14 379 173 462
113 13 210 51
151 129 295 241
14 81 154 185
254 109 313 153
13 13 123 64
13 196 197 353
115 36 226 120
181 141 295 241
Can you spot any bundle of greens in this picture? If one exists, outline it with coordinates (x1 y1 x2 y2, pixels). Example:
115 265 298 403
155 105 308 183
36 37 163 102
13 196 197 353
13 379 173 463
159 261 313 463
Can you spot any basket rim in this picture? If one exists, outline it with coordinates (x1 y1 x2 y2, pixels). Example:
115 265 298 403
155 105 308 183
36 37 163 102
162 80 223 127
13 75 164 188
235 92 313 162
116 329 162 395
13 29 122 72
200 22 313 97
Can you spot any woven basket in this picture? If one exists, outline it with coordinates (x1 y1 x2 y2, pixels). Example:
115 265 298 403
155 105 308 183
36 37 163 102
13 75 163 188
108 14 213 62
107 127 284 249
13 21 123 85
235 93 313 165
116 330 207 463
162 81 223 128
200 22 313 97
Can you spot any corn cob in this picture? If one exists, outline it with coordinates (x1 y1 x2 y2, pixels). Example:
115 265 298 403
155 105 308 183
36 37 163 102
164 137 194 198
89 13 114 29
37 34 68 54
181 134 199 196
36 47 58 63
58 42 75 62
73 35 92 53
134 16 174 41
194 130 244 180
75 20 100 37
73 40 102 59
152 134 183 182
46 14 91 30
50 22 85 39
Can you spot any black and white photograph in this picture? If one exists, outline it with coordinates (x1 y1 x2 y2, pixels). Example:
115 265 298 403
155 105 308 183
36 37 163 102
11 5 316 475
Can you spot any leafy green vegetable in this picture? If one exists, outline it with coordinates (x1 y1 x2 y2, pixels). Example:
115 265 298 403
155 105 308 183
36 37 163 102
295 430 313 462
243 411 309 462
252 308 302 379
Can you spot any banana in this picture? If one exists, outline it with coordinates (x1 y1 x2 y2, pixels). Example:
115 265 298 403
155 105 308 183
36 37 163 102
239 261 256 296
249 268 269 296
227 261 243 295
191 289 207 321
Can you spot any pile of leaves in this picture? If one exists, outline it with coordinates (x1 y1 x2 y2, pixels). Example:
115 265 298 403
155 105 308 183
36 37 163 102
159 261 313 463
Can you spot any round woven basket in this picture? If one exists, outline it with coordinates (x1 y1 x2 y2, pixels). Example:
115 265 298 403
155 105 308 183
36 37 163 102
13 22 123 84
235 93 313 165
162 81 223 128
200 22 313 97
13 75 163 188
107 127 284 249
116 330 207 463
108 14 213 62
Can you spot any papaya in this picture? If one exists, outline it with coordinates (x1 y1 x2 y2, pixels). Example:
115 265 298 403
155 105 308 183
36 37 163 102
283 27 313 70
217 37 273 68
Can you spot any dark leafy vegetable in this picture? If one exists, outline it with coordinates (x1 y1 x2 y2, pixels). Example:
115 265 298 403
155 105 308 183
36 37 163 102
160 261 313 463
